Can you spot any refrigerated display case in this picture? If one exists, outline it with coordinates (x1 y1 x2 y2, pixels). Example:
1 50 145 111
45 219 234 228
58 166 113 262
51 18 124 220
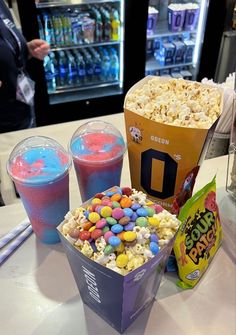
15 0 148 126
145 0 209 81
197 0 236 82
36 0 123 102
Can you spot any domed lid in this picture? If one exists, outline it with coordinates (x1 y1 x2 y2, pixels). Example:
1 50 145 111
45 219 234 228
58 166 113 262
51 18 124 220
7 136 71 184
70 120 126 164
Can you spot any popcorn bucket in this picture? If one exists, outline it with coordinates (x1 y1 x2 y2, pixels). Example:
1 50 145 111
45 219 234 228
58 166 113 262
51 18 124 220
168 7 186 32
184 7 200 31
58 229 174 333
147 7 159 36
57 186 179 333
124 76 223 211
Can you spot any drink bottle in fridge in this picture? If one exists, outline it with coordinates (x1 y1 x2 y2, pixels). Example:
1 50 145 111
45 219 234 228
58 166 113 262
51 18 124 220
44 55 56 92
58 50 68 86
43 14 55 46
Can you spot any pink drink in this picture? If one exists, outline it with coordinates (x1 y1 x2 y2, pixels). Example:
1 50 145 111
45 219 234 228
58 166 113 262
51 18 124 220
7 136 71 244
70 121 126 202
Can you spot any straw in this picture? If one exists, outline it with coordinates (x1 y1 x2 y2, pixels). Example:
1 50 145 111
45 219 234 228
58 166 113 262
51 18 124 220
0 226 33 266
0 220 31 249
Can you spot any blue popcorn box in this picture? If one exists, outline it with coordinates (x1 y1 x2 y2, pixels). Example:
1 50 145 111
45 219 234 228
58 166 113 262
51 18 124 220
57 187 177 333
57 225 174 333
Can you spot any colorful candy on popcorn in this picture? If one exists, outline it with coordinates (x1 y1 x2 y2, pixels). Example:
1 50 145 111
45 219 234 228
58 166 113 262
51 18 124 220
61 186 180 275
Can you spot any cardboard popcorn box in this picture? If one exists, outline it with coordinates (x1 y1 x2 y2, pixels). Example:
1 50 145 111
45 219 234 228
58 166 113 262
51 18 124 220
124 76 223 211
57 186 180 333
58 229 173 333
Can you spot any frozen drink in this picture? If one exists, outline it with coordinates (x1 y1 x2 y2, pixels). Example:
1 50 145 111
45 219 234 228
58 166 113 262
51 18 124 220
7 136 71 244
70 120 126 201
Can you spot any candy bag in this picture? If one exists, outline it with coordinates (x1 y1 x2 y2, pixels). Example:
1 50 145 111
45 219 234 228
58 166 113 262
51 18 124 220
173 176 222 288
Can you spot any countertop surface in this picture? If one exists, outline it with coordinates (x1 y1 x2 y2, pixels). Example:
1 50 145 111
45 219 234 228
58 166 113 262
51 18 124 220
0 113 235 335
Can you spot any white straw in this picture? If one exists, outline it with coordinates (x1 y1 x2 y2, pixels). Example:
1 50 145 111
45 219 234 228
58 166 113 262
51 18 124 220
0 226 33 266
0 220 31 249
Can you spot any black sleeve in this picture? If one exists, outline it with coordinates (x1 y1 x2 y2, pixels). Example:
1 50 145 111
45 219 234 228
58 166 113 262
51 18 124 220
0 0 14 22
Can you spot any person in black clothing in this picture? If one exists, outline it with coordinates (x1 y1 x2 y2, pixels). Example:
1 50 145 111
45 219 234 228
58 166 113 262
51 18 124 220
0 0 50 133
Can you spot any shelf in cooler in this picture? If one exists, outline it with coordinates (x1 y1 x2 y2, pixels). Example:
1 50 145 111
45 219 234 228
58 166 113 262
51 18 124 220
49 82 122 104
50 40 120 51
146 20 197 39
51 80 120 94
146 57 194 72
36 0 121 9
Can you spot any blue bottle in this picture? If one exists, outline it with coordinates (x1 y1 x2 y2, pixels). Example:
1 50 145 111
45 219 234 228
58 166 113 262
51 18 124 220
109 48 119 81
89 47 102 82
74 51 86 85
44 55 56 92
100 48 110 82
93 52 102 82
85 53 94 83
49 51 60 86
67 51 78 86
43 14 55 46
58 51 68 86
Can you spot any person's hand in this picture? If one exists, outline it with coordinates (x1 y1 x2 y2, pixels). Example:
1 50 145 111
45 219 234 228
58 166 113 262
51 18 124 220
27 39 50 60
0 81 2 88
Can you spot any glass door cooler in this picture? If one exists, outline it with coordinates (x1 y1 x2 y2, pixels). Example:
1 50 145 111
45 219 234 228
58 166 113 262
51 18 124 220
16 0 132 126
145 0 209 81
36 0 123 103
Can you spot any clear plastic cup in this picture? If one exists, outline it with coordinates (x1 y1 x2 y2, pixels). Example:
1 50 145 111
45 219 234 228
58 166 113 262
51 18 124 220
69 120 126 202
7 136 71 244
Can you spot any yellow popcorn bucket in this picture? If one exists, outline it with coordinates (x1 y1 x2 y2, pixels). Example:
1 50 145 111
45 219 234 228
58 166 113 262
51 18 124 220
124 76 223 211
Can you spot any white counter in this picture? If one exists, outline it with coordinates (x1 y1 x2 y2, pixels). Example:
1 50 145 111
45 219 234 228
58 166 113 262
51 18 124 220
0 113 235 335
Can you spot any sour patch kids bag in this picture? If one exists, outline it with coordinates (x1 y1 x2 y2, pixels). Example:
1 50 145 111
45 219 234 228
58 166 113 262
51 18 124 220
173 176 222 288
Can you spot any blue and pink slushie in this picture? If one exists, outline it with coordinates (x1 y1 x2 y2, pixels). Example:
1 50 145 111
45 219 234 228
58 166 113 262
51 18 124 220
70 121 126 202
7 136 71 244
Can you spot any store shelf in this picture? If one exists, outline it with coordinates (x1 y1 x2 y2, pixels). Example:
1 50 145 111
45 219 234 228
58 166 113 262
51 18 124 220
146 57 194 71
36 0 121 9
49 82 122 104
146 20 197 39
51 80 119 94
50 41 120 52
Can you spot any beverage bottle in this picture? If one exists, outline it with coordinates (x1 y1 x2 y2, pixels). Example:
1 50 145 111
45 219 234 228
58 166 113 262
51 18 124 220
109 47 119 81
52 13 65 47
105 10 112 41
91 8 103 42
62 13 73 46
44 14 55 46
101 9 111 41
67 51 78 86
49 51 60 87
100 47 110 81
37 15 45 40
58 51 68 86
111 9 120 41
74 51 86 85
43 55 56 92
81 50 94 83
90 48 102 82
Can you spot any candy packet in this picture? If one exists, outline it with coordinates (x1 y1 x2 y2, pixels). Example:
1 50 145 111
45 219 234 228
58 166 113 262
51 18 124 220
173 176 222 288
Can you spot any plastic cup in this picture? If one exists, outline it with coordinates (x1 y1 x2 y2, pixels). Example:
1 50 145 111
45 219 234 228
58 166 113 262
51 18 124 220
69 120 126 202
7 136 71 244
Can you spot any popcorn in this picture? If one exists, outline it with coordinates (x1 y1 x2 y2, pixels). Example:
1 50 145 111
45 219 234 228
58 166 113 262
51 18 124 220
60 186 181 275
125 77 222 129
81 240 94 258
